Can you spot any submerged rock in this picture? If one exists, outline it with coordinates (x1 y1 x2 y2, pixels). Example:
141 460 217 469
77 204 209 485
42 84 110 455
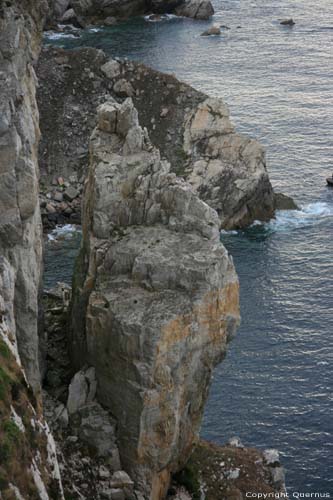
280 18 295 26
71 97 240 497
201 25 221 36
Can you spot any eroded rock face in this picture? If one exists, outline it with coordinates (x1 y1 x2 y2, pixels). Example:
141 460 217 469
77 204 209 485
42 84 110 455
183 98 275 228
0 257 64 498
0 1 64 495
70 0 147 18
0 0 45 392
64 0 212 19
71 98 240 498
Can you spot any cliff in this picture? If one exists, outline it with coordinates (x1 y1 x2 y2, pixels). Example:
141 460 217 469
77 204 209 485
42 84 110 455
0 1 63 496
0 0 44 392
70 98 240 498
0 259 63 498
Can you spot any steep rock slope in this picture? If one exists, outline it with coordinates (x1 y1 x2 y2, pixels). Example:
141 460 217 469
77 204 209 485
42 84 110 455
0 258 63 498
70 98 240 498
0 1 64 496
0 0 45 391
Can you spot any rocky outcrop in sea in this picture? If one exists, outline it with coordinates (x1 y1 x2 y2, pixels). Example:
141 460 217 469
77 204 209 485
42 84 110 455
37 48 282 230
46 0 214 26
70 97 240 497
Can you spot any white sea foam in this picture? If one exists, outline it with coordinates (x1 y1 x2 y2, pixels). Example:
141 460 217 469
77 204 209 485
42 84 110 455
220 202 333 237
87 27 103 33
221 229 238 236
48 224 81 241
44 31 79 40
144 13 178 22
268 202 333 232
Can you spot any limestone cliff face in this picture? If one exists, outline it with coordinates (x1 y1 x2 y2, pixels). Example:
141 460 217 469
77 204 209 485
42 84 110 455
71 98 240 498
0 0 46 391
0 1 64 496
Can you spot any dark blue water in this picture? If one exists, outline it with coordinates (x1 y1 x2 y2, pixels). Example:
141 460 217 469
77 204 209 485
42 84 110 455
44 225 82 289
45 0 333 492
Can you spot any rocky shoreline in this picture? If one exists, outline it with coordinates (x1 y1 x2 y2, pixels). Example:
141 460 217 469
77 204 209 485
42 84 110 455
1 0 289 498
45 0 215 29
37 46 294 232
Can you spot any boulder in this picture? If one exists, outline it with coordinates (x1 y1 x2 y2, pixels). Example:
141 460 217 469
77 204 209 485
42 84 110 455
60 8 77 22
71 98 240 498
101 59 122 79
51 0 70 19
201 25 221 36
113 78 135 97
77 402 118 457
183 98 275 228
274 192 298 210
67 366 97 414
263 448 280 466
104 16 118 25
175 0 214 20
110 470 134 489
63 186 80 201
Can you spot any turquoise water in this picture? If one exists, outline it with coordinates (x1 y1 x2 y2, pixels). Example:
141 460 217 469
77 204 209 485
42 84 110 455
44 0 333 492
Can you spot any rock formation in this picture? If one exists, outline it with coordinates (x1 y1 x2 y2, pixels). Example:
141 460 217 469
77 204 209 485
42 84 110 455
47 0 214 23
70 97 240 498
0 1 65 496
183 98 275 228
0 0 46 392
176 439 286 498
175 0 214 20
37 49 279 230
